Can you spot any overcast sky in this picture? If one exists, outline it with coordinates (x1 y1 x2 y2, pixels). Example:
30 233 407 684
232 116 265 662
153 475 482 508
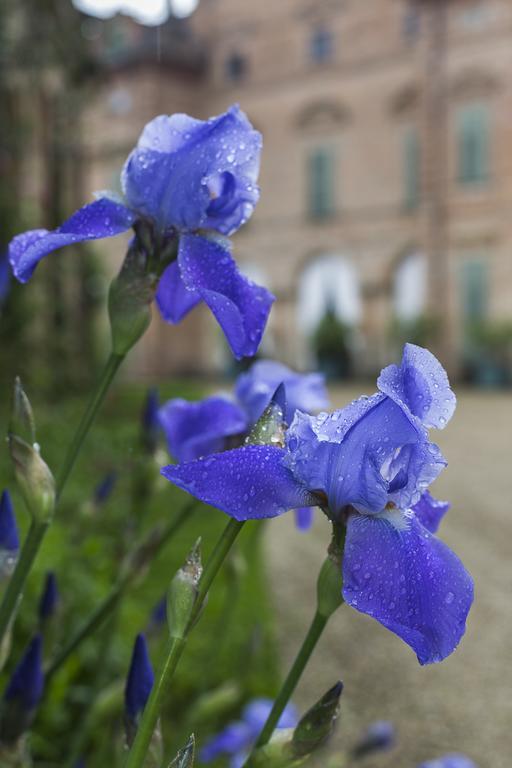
74 0 199 25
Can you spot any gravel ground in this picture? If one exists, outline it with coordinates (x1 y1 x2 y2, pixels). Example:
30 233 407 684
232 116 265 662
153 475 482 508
264 386 511 768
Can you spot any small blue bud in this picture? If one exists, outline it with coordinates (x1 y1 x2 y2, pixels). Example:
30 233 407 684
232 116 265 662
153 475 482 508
39 571 59 622
125 634 154 722
150 596 167 627
94 472 117 506
0 490 20 554
353 720 396 758
4 635 44 713
142 388 160 453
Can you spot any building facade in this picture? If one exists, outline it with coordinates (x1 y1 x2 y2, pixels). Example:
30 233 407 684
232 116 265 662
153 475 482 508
82 0 512 379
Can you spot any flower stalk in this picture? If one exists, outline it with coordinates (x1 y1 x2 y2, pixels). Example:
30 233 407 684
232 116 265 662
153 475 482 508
124 517 245 768
245 526 345 763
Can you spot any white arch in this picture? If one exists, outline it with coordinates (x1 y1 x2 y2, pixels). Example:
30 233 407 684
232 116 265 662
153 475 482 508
297 254 361 334
393 251 427 321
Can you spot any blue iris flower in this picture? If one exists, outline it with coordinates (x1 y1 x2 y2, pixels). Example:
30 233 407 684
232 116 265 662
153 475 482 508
39 571 60 622
125 634 154 722
8 106 273 359
418 756 478 768
200 698 298 767
158 360 328 531
162 344 473 664
4 635 44 713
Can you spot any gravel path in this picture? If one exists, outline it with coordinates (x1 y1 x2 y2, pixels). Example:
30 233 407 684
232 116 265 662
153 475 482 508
265 387 511 768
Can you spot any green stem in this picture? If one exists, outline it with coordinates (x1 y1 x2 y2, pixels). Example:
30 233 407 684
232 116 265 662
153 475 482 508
0 521 49 646
124 518 245 768
56 352 124 498
45 502 194 683
190 518 244 628
252 611 329 752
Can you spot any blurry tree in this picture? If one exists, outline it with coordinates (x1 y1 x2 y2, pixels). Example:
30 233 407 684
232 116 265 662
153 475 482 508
311 304 353 380
0 0 102 394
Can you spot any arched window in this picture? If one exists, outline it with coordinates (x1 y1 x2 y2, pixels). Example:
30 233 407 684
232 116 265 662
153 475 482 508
393 251 427 321
298 254 361 333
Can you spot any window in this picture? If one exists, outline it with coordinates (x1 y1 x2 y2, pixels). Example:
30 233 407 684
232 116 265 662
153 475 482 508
225 52 247 83
310 27 333 63
394 252 427 321
403 126 420 210
402 6 421 43
461 259 488 322
308 147 335 219
457 104 490 184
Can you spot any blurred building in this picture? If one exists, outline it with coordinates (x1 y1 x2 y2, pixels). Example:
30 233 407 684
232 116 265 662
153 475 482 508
81 0 512 379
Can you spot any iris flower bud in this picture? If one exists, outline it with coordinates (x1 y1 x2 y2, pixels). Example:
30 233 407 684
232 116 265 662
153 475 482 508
292 682 343 759
168 734 195 767
93 472 117 507
0 491 19 578
0 635 44 744
167 539 203 640
108 242 156 356
141 389 160 455
352 720 395 758
38 572 59 623
125 634 154 731
8 379 55 524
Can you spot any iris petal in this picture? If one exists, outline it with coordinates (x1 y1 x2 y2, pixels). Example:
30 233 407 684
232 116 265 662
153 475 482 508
412 490 450 534
122 105 261 234
378 343 456 430
161 445 315 521
285 397 445 517
177 234 274 360
155 260 201 323
158 396 248 462
343 512 473 664
8 198 135 283
235 360 328 425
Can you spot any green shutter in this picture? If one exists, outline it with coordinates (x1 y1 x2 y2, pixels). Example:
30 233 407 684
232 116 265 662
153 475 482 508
403 127 420 210
457 105 490 184
308 147 335 218
461 259 487 322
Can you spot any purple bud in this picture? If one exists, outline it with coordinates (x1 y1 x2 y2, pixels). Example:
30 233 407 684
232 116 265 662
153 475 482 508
125 634 154 721
142 388 160 453
39 571 59 621
418 756 478 768
353 720 396 758
94 471 117 506
0 490 20 553
0 251 11 306
150 596 167 627
4 635 44 713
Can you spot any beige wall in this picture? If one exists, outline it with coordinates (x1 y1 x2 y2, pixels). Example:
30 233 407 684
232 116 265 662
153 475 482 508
83 0 512 377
